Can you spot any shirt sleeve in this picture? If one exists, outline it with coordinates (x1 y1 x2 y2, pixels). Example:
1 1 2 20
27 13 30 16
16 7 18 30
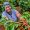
2 12 6 17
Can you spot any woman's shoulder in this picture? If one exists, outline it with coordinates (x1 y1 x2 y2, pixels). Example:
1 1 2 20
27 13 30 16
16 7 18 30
2 11 6 14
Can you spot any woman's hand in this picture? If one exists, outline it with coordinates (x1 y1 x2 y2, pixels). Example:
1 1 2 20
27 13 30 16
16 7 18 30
5 16 8 20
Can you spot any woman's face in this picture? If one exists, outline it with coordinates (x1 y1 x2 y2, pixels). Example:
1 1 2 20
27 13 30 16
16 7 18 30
5 5 11 12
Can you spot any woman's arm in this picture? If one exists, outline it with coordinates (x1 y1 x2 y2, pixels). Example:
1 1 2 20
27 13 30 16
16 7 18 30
15 10 26 21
